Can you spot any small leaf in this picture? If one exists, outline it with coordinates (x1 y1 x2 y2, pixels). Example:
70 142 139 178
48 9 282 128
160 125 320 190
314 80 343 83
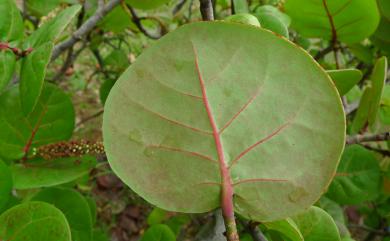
367 56 387 126
0 201 71 241
255 12 289 38
263 218 304 241
100 79 116 105
326 69 362 96
0 0 24 42
32 187 93 241
326 145 382 204
20 42 54 115
0 159 12 210
225 14 261 27
98 6 136 33
140 224 176 241
0 83 75 161
232 0 248 13
25 5 82 48
292 206 341 241
0 49 16 92
125 0 171 10
11 156 96 189
148 207 168 225
350 86 372 133
285 0 380 43
103 22 345 222
26 0 79 17
255 5 291 27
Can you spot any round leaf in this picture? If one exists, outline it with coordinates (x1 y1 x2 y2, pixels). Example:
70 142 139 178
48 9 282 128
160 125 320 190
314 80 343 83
140 224 176 241
125 0 171 10
264 218 303 241
0 201 71 241
0 159 12 210
103 22 345 222
32 187 93 241
0 49 16 92
11 156 96 189
285 0 380 43
326 145 382 204
292 206 341 241
0 83 75 161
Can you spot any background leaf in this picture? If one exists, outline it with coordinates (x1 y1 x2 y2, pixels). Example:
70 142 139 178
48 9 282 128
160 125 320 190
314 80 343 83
140 224 176 241
0 201 71 241
0 49 16 92
326 69 363 96
125 0 171 10
0 0 24 43
32 187 93 241
11 156 96 189
0 83 75 161
263 218 304 241
0 159 12 210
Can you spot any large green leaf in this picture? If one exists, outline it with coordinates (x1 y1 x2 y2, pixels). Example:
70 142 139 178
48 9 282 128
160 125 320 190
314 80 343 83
32 187 93 241
326 145 382 204
11 156 96 189
284 0 380 43
372 0 390 54
292 206 341 241
0 159 12 210
326 69 363 96
0 49 16 92
263 218 304 241
103 22 345 222
0 201 71 241
140 224 176 241
25 4 82 48
0 83 75 161
0 0 24 43
125 0 171 10
20 42 54 115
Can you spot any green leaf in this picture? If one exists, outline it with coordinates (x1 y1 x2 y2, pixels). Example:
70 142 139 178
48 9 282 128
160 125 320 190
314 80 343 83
25 4 82 48
232 0 249 13
0 201 71 241
367 56 387 126
93 228 109 241
0 159 12 210
285 0 380 43
348 44 374 65
0 83 75 161
317 197 350 238
100 79 116 105
0 49 16 92
148 207 168 225
103 22 345 222
0 0 24 42
326 69 363 96
104 49 130 73
371 17 390 55
140 224 176 241
255 12 289 38
98 6 135 33
125 0 171 10
26 0 79 17
11 156 96 189
20 42 54 115
326 145 382 205
32 187 93 241
350 86 371 133
85 196 97 225
264 218 304 241
255 5 291 27
225 14 261 27
292 206 341 241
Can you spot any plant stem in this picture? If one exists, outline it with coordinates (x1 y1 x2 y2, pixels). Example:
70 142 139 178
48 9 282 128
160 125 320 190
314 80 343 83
199 0 214 20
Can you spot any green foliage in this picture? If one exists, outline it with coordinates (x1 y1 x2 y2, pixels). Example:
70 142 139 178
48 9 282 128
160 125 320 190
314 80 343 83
0 159 12 210
225 14 261 27
0 201 71 241
0 0 24 43
327 69 363 96
103 22 345 222
140 224 176 241
125 0 171 10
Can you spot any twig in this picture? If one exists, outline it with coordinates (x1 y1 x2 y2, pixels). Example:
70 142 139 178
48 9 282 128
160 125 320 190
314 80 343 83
76 109 104 127
199 0 214 20
124 4 164 39
346 132 390 145
240 220 269 241
173 0 187 14
51 0 122 61
314 45 333 60
361 144 390 156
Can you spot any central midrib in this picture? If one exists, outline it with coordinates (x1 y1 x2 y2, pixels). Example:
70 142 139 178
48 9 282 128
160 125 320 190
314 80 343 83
192 44 235 220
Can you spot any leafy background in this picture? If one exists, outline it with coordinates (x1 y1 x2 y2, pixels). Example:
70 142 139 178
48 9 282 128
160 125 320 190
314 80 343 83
0 0 389 241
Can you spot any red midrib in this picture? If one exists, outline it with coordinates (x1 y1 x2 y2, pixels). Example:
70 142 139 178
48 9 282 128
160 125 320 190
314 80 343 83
193 44 235 220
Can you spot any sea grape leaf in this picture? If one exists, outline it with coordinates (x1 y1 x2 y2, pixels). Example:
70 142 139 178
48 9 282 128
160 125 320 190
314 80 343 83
232 0 249 13
0 201 71 241
350 87 371 134
103 22 345 222
140 224 176 241
379 85 390 124
348 44 374 65
85 196 97 225
263 218 304 241
25 4 82 48
225 14 261 27
26 0 79 17
326 69 362 96
0 0 24 43
317 197 350 238
326 145 382 204
98 6 136 34
255 5 291 27
0 49 16 92
0 83 75 161
292 206 341 241
148 207 168 225
284 0 380 43
20 42 54 115
11 156 96 189
32 187 93 241
0 159 12 210
377 0 390 20
125 0 171 10
255 12 289 38
372 0 390 54
367 56 387 126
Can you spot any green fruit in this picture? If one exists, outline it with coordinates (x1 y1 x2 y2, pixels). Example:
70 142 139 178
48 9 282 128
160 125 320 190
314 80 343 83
225 13 261 27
